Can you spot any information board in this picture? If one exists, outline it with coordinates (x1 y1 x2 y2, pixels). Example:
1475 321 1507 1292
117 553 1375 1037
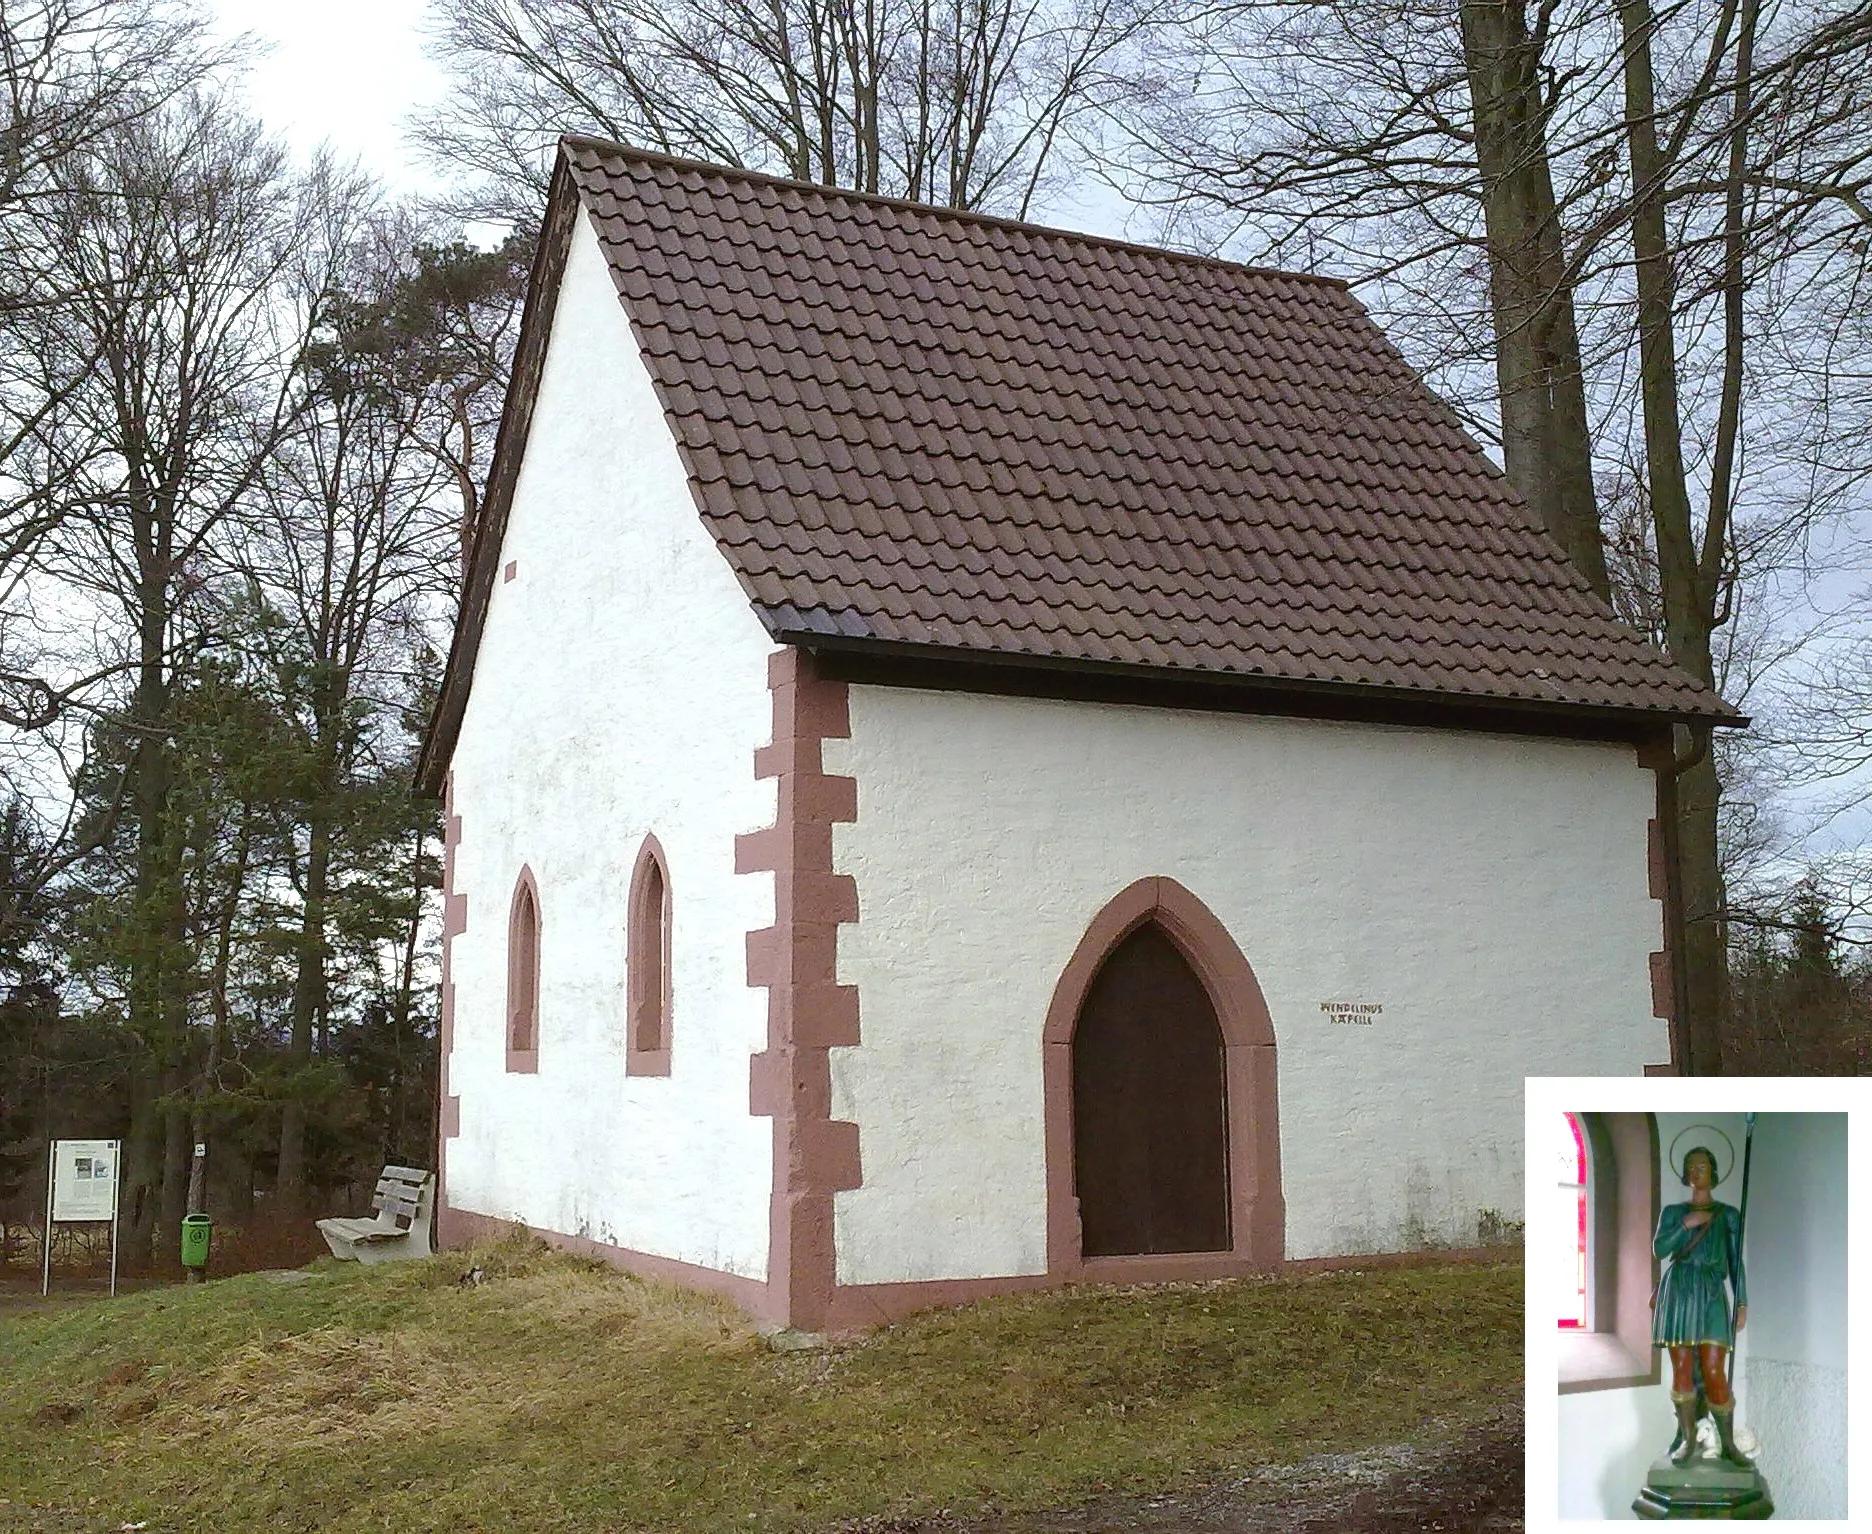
50 1138 120 1222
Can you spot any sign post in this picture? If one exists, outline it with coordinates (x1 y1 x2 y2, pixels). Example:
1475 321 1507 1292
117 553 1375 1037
42 1139 123 1297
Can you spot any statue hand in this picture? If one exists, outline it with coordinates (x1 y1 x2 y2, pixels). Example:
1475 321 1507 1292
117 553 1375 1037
1735 1305 1746 1331
1683 1209 1713 1228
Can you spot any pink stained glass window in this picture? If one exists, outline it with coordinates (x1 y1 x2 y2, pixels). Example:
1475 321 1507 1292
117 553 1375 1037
1558 1112 1587 1328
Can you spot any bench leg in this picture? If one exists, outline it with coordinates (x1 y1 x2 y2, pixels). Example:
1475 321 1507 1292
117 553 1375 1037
319 1230 363 1262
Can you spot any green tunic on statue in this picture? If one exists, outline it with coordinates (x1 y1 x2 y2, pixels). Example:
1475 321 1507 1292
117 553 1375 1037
1652 1199 1746 1348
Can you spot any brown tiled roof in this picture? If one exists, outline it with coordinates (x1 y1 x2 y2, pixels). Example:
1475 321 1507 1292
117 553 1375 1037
559 137 1732 724
415 139 1738 790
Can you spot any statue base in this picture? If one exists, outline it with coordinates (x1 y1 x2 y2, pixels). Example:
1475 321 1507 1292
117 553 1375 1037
1633 1452 1774 1519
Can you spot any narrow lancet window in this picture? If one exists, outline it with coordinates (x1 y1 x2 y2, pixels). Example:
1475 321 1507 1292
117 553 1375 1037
506 869 540 1073
626 835 672 1075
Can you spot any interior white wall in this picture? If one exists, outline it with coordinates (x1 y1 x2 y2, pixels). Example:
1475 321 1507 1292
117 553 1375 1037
1740 1112 1848 1520
444 211 778 1279
1557 1111 1845 1520
1558 1387 1673 1521
826 685 1666 1286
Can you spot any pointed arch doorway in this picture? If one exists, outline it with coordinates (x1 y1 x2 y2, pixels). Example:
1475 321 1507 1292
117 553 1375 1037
1044 878 1284 1278
1074 924 1229 1255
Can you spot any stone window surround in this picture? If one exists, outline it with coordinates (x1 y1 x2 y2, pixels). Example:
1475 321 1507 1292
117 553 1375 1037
1042 876 1286 1281
1560 1111 1660 1393
1561 1110 1588 1328
626 832 673 1076
505 865 541 1074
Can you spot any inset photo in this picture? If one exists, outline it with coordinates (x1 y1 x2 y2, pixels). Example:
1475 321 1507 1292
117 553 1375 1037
1529 1086 1851 1521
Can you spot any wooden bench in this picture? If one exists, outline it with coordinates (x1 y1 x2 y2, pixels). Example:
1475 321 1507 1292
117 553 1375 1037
316 1165 434 1266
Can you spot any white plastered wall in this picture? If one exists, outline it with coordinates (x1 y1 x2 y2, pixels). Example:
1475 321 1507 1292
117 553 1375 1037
826 687 1667 1286
1735 1111 1848 1520
444 211 777 1279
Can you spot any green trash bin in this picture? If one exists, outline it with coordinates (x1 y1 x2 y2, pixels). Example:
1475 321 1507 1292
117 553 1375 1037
180 1214 212 1271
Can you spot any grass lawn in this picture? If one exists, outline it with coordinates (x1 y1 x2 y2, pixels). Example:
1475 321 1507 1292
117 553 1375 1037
0 1234 1520 1533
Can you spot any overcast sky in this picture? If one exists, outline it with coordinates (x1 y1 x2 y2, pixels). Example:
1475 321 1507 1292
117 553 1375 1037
197 2 1872 878
206 0 452 197
201 0 1138 239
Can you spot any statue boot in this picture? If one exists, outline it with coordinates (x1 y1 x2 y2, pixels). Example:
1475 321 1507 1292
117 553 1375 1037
1713 1403 1754 1468
1669 1391 1700 1465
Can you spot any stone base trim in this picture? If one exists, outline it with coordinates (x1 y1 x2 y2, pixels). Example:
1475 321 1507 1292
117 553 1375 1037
436 1193 1515 1335
439 1201 777 1323
831 1244 1516 1331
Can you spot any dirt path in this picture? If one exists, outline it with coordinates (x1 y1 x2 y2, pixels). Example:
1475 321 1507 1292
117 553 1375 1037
840 1407 1524 1534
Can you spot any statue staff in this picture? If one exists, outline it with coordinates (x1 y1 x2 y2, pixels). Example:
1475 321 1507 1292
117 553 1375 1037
1734 1111 1755 1323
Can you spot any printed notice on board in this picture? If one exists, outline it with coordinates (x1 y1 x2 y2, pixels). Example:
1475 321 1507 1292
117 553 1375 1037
1320 1001 1383 1024
51 1139 120 1222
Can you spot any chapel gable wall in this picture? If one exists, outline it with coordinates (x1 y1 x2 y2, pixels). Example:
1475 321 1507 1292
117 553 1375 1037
441 211 778 1280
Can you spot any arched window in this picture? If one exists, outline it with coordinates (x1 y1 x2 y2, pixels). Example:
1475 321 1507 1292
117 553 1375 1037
626 834 671 1076
506 867 540 1073
1559 1112 1587 1328
1558 1112 1660 1393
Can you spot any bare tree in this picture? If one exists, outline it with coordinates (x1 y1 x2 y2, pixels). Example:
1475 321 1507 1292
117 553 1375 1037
1 0 230 729
2 17 496 1239
236 191 472 1217
1460 2 1607 595
1597 0 1872 1068
1114 0 1872 1071
19 92 308 1262
421 0 1178 217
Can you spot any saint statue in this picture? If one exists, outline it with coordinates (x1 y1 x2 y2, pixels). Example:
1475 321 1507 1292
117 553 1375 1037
1653 1143 1749 1467
1632 1119 1771 1519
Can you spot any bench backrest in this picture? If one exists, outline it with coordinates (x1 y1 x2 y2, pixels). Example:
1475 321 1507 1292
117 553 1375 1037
369 1165 434 1230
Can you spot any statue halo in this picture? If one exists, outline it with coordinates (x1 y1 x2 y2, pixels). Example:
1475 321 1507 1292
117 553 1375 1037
1668 1124 1736 1189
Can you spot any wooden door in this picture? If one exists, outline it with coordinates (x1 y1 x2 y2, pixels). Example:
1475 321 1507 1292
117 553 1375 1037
1072 923 1230 1256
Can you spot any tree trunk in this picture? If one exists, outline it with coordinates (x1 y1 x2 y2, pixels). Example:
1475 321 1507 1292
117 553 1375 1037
119 1057 163 1270
157 1061 190 1271
127 498 196 1264
390 824 425 1166
276 809 331 1217
1617 0 1730 1073
275 1094 307 1220
187 818 247 1237
1460 1 1609 600
1675 748 1728 1074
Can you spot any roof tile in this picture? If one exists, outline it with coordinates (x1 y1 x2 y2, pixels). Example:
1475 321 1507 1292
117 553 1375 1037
560 136 1733 721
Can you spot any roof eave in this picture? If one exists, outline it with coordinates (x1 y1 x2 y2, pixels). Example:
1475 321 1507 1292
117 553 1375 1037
773 630 1748 738
415 150 586 800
